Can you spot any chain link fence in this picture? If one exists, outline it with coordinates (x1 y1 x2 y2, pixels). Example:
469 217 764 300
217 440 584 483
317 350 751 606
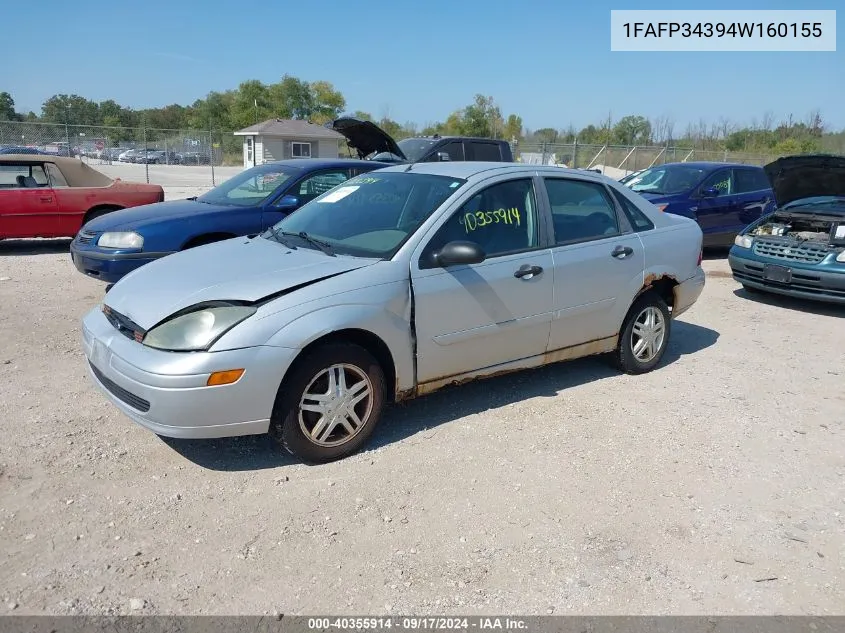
514 142 776 177
0 120 236 189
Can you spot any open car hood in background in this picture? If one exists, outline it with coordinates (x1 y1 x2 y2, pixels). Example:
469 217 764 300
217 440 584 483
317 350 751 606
328 117 406 160
764 154 845 207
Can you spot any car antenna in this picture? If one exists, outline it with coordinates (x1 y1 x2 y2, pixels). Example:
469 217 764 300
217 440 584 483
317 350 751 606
404 162 414 172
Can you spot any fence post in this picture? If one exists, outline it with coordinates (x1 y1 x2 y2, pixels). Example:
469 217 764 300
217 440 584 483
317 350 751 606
572 139 578 168
142 123 149 183
210 130 216 186
64 122 70 155
632 146 638 171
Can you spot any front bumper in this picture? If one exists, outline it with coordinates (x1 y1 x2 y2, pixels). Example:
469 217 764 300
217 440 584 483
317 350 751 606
729 251 845 305
672 267 706 318
82 307 298 439
70 241 173 283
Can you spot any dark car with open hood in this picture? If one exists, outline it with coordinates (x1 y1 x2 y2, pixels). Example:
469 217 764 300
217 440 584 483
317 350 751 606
328 117 514 164
729 154 845 305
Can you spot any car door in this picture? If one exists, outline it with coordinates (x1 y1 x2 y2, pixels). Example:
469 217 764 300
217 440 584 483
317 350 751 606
42 162 85 235
541 176 645 352
732 167 775 229
262 168 351 229
0 162 58 238
411 176 554 384
694 168 738 246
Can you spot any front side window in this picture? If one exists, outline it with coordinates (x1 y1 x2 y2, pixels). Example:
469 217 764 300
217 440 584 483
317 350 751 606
291 142 311 158
627 165 707 195
545 178 620 243
701 169 733 195
197 164 297 207
0 164 49 188
267 172 465 258
424 178 539 260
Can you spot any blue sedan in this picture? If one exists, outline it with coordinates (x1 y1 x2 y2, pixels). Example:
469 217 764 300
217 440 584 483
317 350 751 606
622 161 776 247
70 158 389 283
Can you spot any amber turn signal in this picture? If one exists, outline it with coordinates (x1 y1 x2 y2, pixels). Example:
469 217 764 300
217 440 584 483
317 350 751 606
206 369 245 386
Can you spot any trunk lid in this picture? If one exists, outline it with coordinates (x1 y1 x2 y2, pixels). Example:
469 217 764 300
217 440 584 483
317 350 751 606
328 117 405 160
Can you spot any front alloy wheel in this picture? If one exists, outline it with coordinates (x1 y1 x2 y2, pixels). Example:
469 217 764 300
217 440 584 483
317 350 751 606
298 364 374 447
270 343 386 463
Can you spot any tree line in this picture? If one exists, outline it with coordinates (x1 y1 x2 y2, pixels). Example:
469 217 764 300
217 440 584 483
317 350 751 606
1 74 843 156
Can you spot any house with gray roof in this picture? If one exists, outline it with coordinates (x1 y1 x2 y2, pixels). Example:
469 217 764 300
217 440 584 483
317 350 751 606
233 119 345 168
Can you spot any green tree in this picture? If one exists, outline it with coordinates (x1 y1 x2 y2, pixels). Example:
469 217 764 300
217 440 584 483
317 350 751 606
269 75 314 119
229 80 273 129
41 94 100 125
533 127 558 144
310 80 346 124
612 115 652 145
503 114 523 141
0 91 20 121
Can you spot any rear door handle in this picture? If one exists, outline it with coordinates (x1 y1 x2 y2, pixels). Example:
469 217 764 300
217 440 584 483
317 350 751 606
611 245 634 259
514 264 543 279
40 196 53 203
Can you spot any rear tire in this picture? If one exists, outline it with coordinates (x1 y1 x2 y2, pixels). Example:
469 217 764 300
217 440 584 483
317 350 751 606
269 343 386 463
613 291 671 375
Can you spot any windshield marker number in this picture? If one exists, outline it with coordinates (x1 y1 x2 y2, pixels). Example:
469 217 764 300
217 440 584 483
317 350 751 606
462 207 521 233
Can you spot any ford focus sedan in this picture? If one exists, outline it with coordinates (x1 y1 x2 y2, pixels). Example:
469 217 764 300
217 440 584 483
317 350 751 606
81 162 705 463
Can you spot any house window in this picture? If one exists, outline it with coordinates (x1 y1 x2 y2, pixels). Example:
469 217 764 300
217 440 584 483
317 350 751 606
292 142 311 158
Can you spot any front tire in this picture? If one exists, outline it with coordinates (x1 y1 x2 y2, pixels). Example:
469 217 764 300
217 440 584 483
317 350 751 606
270 343 386 463
613 291 671 374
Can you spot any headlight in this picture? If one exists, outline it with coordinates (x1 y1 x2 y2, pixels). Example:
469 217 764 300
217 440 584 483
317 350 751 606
143 305 257 351
836 250 845 263
98 231 144 249
734 235 754 249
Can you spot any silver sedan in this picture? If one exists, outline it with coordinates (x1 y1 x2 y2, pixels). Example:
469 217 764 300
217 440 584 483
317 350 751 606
82 162 705 462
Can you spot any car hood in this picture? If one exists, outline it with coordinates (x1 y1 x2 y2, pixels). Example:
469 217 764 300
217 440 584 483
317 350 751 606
83 199 232 231
328 117 405 160
764 155 845 207
104 237 375 329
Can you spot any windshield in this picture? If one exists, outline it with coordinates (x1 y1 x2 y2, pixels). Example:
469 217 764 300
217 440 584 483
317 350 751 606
197 164 297 207
265 171 466 258
782 196 845 211
627 164 707 195
396 138 439 162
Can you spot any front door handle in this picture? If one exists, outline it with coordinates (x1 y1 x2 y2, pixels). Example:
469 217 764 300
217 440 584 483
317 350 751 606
611 245 634 259
39 196 53 203
514 264 543 279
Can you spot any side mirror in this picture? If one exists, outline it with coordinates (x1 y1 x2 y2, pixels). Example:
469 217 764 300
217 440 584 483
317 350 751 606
436 152 451 162
274 194 300 210
434 240 486 267
700 186 719 198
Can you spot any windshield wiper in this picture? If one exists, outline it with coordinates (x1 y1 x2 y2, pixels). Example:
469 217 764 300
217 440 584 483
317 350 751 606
266 226 297 249
279 231 335 256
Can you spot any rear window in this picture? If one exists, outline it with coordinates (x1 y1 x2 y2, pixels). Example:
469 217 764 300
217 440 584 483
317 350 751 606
612 189 655 232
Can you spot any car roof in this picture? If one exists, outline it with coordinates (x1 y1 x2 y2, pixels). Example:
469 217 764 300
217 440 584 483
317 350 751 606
372 161 609 182
261 158 392 171
658 161 760 170
0 154 77 166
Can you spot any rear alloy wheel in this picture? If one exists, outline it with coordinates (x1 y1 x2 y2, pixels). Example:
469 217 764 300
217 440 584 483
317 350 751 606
270 343 385 463
613 291 671 374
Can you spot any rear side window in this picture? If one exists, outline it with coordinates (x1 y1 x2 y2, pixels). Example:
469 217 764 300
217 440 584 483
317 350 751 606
468 142 502 161
426 141 463 162
46 163 68 187
733 168 770 193
611 189 654 232
544 178 621 244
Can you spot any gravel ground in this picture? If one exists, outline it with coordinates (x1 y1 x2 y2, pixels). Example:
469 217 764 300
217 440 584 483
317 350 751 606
0 239 844 616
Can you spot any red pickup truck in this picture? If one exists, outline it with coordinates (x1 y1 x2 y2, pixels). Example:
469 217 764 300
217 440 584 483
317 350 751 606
0 154 164 239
